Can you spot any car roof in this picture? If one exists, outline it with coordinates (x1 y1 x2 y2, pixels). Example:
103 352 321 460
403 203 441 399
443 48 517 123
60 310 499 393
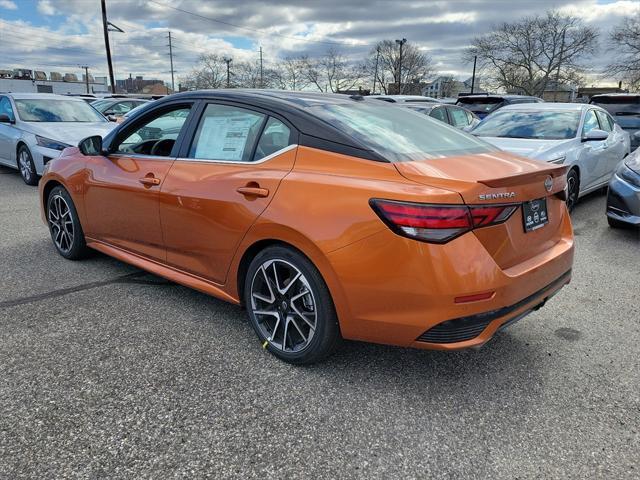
591 93 640 98
459 94 539 100
369 95 437 102
495 103 594 112
7 92 85 101
104 89 398 163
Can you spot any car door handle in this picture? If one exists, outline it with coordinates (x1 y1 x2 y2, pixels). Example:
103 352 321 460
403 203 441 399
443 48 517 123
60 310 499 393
237 186 269 198
139 176 161 186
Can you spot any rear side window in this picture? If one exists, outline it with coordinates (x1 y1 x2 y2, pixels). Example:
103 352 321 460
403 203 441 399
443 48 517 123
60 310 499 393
254 117 291 161
447 107 469 127
189 104 266 162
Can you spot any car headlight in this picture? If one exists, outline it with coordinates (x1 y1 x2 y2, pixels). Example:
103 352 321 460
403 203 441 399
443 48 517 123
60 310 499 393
36 135 71 151
548 156 566 165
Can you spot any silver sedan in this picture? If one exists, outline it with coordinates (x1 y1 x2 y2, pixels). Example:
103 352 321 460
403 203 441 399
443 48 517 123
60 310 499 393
472 103 631 211
0 93 115 185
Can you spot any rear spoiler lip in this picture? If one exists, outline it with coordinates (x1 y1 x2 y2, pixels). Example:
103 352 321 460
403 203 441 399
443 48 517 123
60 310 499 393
478 164 568 188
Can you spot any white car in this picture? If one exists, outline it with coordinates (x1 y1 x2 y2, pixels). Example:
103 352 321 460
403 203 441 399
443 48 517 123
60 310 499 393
0 93 116 185
472 103 631 210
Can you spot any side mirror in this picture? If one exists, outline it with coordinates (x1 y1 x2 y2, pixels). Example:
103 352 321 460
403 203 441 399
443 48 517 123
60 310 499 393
78 135 104 156
107 115 118 122
0 113 15 124
582 129 609 142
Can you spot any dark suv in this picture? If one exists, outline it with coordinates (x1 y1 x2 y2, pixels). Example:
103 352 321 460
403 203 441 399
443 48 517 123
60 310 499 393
456 94 543 119
590 94 640 152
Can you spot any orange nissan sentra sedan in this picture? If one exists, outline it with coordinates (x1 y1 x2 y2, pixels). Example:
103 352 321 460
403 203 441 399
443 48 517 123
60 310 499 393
39 90 574 364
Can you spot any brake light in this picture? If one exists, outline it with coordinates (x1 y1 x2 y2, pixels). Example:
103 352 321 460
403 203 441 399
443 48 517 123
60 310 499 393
370 199 518 243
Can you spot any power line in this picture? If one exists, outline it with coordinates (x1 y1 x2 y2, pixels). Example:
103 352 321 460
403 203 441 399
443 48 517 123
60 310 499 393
147 0 366 47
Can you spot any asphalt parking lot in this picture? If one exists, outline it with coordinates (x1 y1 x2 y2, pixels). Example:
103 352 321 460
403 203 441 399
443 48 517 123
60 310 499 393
0 165 638 479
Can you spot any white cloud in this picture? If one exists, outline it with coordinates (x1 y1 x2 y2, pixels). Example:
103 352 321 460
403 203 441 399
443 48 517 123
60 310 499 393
37 0 56 15
0 0 17 10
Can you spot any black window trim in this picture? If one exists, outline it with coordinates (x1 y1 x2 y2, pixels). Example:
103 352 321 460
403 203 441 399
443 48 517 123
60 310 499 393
175 99 299 164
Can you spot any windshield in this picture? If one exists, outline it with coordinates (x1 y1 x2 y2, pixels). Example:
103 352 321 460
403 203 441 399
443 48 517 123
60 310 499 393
472 110 580 140
15 99 107 122
456 98 502 113
308 102 496 162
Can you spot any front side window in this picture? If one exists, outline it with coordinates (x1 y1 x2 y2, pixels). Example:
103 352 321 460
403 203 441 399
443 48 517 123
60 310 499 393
0 96 14 121
582 110 600 136
429 107 447 123
308 102 495 162
188 104 266 162
115 106 191 156
14 99 106 122
595 110 613 132
473 110 580 140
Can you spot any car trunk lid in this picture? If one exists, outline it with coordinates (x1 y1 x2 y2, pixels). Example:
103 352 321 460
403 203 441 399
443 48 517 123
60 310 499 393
394 151 570 270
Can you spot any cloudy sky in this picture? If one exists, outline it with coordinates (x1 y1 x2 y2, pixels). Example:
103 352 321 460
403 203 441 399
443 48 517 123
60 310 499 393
0 0 638 88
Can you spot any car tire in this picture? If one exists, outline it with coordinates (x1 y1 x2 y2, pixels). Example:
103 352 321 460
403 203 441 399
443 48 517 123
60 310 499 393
607 217 629 229
17 144 38 186
244 245 341 364
46 185 90 260
566 168 579 213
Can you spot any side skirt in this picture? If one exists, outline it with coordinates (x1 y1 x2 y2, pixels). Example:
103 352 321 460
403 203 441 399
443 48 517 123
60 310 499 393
86 237 240 305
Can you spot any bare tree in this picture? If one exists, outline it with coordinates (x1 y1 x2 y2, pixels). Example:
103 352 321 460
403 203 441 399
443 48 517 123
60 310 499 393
180 53 227 90
302 48 366 93
608 16 640 90
466 11 598 96
366 40 434 94
272 56 309 90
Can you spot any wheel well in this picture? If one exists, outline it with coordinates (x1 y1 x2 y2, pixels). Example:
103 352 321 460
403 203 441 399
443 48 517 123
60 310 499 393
568 165 580 187
236 239 303 306
42 180 63 212
16 141 27 164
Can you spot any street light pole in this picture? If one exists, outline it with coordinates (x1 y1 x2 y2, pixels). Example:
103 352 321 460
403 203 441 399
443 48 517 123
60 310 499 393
470 55 477 94
80 65 90 94
395 38 406 94
100 0 116 94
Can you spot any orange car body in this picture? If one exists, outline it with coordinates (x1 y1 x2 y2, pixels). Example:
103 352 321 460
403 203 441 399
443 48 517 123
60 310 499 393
39 91 574 351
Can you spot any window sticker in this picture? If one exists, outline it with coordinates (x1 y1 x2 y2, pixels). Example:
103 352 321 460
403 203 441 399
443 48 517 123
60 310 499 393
194 115 256 161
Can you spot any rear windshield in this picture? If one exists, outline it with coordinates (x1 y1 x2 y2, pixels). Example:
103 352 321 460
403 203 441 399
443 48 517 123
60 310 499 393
590 97 640 130
456 97 503 113
472 110 580 140
308 102 496 162
15 99 106 122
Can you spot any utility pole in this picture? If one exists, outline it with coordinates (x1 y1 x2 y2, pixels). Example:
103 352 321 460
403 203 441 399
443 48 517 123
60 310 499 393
223 57 232 88
554 28 567 102
470 55 477 94
395 38 406 94
80 65 90 94
372 46 380 95
167 31 175 93
259 46 263 88
100 0 116 94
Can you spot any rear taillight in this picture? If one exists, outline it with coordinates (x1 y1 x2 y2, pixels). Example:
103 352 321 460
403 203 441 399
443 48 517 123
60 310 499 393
370 199 518 243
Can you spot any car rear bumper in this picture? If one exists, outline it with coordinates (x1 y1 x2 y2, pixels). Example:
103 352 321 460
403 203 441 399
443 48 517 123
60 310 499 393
326 208 574 349
607 171 640 226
